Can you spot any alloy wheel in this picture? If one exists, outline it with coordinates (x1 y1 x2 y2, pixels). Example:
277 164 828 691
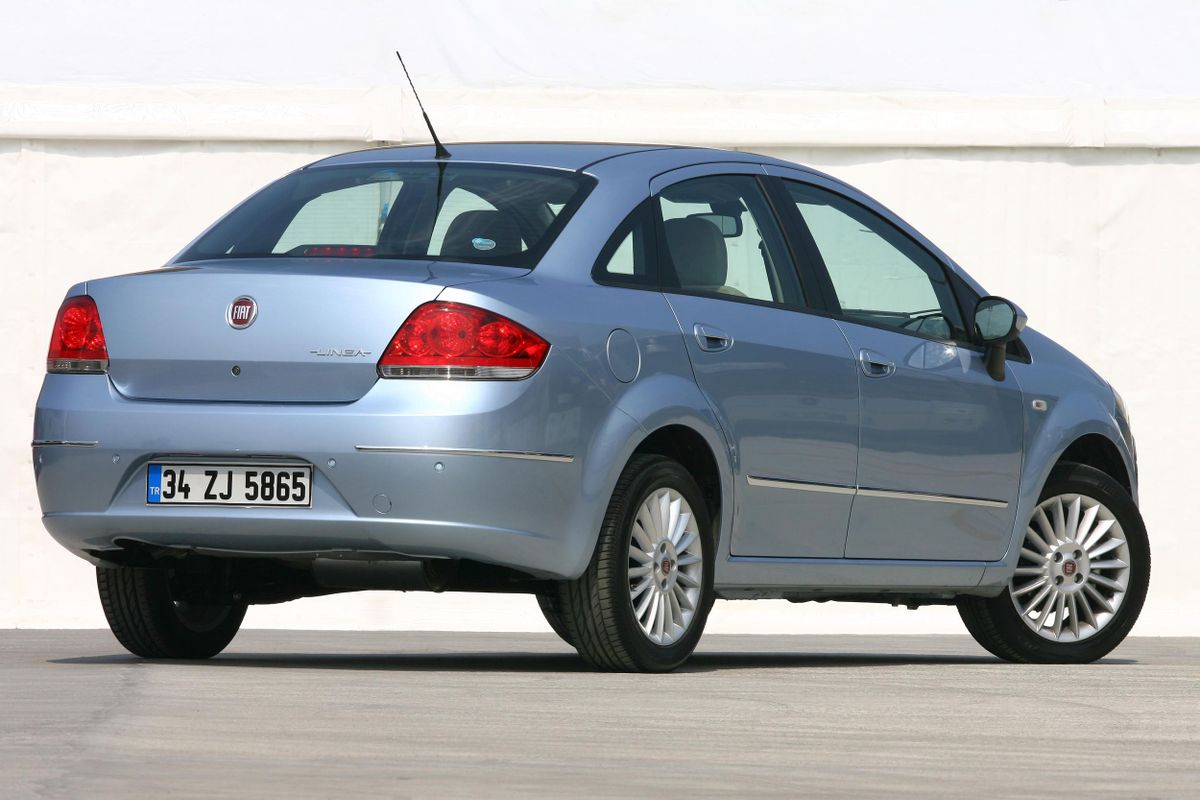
627 488 704 645
1009 493 1131 642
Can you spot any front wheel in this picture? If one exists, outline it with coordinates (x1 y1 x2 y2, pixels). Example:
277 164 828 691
958 463 1150 663
553 454 715 672
97 566 247 659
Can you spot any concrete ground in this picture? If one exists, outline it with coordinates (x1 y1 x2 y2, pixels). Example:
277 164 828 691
2 631 1197 799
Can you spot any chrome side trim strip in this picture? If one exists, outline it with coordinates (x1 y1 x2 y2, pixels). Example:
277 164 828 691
31 440 98 448
746 476 856 495
856 487 1008 509
354 446 574 463
747 475 1007 508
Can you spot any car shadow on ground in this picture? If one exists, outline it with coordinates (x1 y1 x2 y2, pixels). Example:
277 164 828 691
48 650 1137 673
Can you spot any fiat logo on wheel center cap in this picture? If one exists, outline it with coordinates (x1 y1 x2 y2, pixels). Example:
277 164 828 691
660 558 673 575
226 296 258 329
1063 560 1077 577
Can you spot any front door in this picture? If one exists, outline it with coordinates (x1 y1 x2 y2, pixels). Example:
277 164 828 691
649 169 860 558
778 178 1023 561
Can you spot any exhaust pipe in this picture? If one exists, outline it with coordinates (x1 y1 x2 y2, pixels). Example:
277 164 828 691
311 557 533 593
311 558 444 591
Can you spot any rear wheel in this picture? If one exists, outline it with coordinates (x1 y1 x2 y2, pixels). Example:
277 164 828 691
536 591 575 647
97 566 247 659
554 454 715 672
958 463 1149 663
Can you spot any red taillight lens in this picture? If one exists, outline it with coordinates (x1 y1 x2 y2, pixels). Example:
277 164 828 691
378 302 550 379
47 295 109 373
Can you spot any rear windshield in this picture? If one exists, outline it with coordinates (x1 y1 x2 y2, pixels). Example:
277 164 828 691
178 162 595 268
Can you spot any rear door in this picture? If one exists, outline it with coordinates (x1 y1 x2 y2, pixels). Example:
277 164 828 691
647 166 860 558
771 173 1023 561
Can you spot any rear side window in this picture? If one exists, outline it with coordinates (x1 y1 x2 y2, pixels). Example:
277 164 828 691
180 163 594 268
784 181 966 341
655 175 803 306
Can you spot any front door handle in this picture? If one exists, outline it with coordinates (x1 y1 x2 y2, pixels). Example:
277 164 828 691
694 324 733 352
858 348 896 378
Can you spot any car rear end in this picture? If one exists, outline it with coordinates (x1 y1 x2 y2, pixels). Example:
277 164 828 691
33 157 611 581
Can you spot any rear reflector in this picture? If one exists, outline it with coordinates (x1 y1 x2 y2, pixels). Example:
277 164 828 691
47 295 109 373
378 302 550 379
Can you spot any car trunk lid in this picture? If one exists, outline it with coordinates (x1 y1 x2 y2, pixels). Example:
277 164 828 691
88 258 525 402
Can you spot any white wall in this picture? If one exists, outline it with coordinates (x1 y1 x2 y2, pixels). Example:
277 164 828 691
4 1 1199 635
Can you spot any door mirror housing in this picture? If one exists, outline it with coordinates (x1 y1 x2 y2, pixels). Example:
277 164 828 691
974 296 1027 381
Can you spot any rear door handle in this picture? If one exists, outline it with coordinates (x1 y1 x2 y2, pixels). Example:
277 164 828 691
858 348 895 378
694 324 733 352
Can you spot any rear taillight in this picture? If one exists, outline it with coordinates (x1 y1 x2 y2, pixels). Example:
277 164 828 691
47 295 109 374
378 302 550 379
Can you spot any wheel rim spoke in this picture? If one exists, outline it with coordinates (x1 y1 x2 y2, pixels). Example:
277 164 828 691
1013 577 1047 598
631 518 655 555
1031 508 1055 550
1051 592 1067 638
1080 518 1115 552
1088 573 1125 593
1050 501 1067 543
1077 504 1099 543
1087 537 1122 559
1077 589 1099 628
1022 583 1053 616
1009 493 1130 643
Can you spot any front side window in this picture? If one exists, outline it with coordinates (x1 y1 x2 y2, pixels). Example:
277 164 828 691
179 163 594 268
656 175 803 305
785 181 965 341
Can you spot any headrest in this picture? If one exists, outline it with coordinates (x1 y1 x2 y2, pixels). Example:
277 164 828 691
664 216 728 288
440 210 523 258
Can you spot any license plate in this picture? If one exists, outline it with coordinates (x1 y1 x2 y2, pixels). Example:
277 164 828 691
146 463 312 507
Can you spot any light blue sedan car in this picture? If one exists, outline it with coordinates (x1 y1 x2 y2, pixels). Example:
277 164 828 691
33 143 1148 671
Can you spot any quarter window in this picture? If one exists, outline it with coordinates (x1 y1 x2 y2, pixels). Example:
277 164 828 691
593 200 657 288
784 182 965 341
656 175 803 305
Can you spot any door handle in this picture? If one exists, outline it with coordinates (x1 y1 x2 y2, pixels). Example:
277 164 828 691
858 348 895 378
694 324 733 352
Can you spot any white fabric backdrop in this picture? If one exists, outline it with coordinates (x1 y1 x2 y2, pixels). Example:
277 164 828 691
3 1 1198 634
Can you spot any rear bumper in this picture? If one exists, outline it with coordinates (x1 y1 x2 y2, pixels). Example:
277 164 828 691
33 357 621 579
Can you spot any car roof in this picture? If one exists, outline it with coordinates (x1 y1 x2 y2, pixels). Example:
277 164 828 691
308 142 781 173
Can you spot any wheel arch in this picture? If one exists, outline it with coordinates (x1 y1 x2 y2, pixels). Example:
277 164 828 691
628 424 723 525
980 392 1136 591
570 372 735 581
1055 433 1131 496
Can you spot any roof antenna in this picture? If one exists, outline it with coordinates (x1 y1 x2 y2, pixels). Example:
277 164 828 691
395 51 451 159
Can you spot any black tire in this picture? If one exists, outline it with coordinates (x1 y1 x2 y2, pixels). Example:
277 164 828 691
958 462 1150 663
553 454 716 672
97 566 247 659
536 592 575 647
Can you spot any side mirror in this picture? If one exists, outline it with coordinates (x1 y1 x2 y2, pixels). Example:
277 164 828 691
974 296 1027 381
